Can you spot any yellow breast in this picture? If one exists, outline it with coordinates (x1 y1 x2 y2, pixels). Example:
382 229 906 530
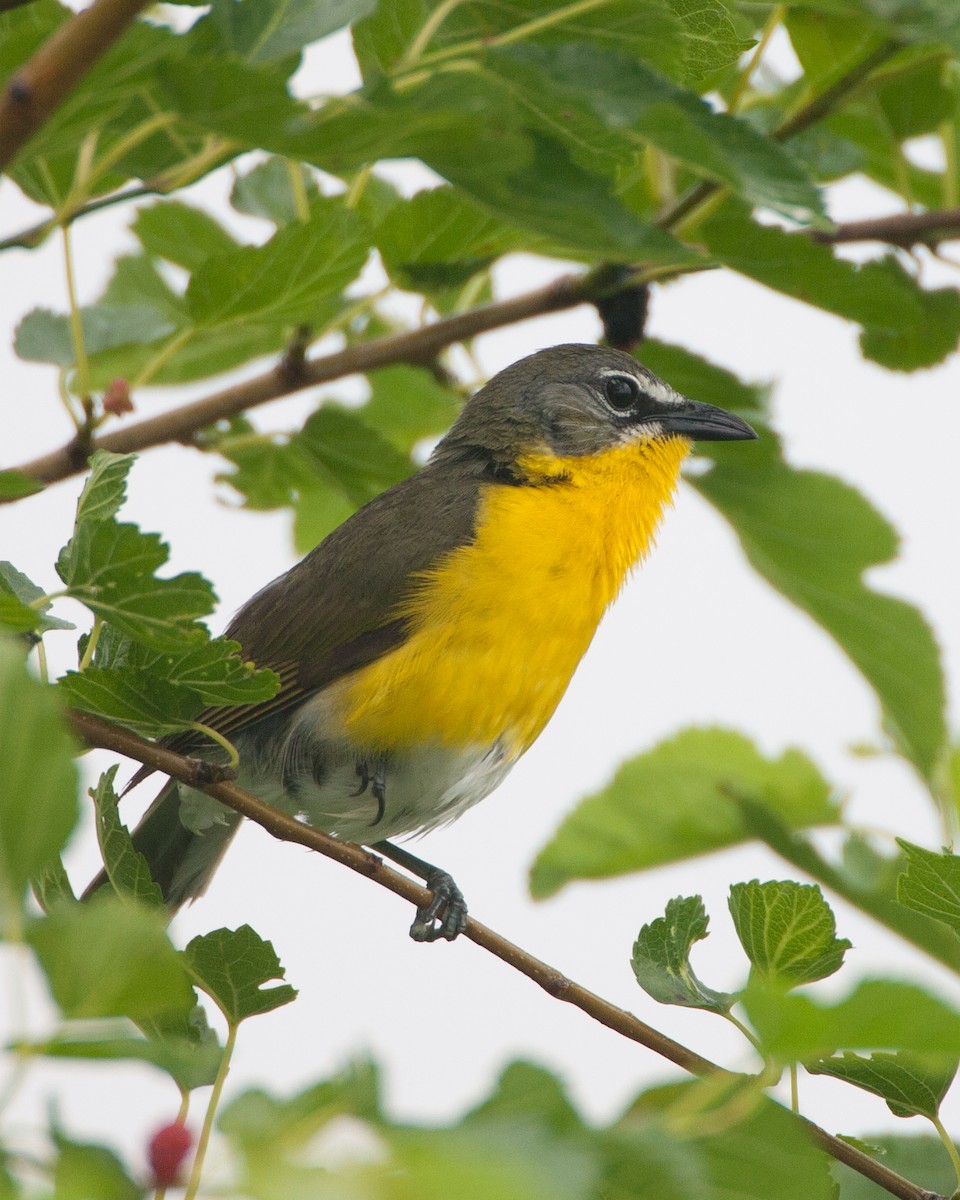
336 436 690 755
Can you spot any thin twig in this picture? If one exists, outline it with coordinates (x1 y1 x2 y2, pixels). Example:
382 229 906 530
68 709 945 1200
0 0 152 171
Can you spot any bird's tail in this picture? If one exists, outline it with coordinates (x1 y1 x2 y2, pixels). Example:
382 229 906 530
83 777 241 910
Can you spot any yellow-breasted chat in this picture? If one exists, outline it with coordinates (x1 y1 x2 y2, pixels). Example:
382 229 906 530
101 343 756 941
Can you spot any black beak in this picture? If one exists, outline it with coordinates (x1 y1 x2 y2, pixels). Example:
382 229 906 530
657 399 758 442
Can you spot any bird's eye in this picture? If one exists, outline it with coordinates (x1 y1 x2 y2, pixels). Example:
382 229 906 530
603 374 641 412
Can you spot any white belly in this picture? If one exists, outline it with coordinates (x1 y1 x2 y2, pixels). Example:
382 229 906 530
234 732 515 844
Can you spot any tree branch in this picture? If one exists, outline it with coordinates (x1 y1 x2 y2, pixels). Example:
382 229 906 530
812 207 960 247
0 0 152 172
4 267 604 496
68 708 945 1200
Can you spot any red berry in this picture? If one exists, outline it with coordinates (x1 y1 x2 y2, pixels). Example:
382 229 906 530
148 1122 193 1187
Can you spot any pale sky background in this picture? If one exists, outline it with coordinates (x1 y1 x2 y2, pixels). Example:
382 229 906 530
1 19 960 1185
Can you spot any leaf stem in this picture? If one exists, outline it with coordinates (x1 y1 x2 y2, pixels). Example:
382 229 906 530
343 163 373 210
398 0 611 76
728 4 785 114
153 1090 192 1200
78 615 103 671
131 329 194 391
399 0 467 69
0 137 236 254
61 224 91 406
789 1062 799 1113
285 158 311 223
721 1009 766 1057
182 1021 236 1200
930 1113 960 1195
35 637 49 685
189 721 240 769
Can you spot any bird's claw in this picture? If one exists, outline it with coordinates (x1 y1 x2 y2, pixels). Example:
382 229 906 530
409 870 468 942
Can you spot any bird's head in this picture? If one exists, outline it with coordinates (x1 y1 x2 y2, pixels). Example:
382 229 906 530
432 343 756 479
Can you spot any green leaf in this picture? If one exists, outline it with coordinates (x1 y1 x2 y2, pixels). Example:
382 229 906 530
72 449 137 527
464 1061 585 1136
435 128 699 262
734 809 960 974
57 456 216 648
491 44 823 222
156 51 313 151
184 925 297 1024
832 1135 958 1200
304 77 698 262
728 880 851 987
206 0 376 63
375 186 532 292
139 1002 224 1092
742 978 960 1062
52 1135 142 1200
59 522 215 649
10 19 209 205
133 199 240 272
640 339 947 780
60 633 278 736
99 253 190 327
186 196 370 328
693 437 947 780
693 1092 836 1200
32 856 77 913
808 1051 958 1120
297 405 412 505
292 481 358 553
0 470 44 500
363 364 461 452
219 1057 382 1144
18 1020 222 1093
353 0 689 83
28 897 196 1020
667 0 754 81
387 1123 598 1200
631 895 734 1013
0 560 74 634
617 1083 836 1200
530 728 838 899
0 641 78 918
230 156 320 225
861 0 960 53
698 200 960 369
14 303 174 367
90 767 165 907
896 840 960 935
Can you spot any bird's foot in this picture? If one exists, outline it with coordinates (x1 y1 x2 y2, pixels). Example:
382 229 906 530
351 760 369 796
409 869 468 942
353 758 387 826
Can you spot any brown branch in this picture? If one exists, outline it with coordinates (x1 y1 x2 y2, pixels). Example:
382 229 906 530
0 0 152 172
5 269 599 496
69 708 945 1200
813 207 960 247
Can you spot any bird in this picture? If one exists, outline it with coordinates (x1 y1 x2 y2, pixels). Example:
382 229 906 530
101 343 756 941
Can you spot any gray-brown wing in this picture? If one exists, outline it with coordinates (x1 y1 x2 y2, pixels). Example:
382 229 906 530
164 461 486 756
